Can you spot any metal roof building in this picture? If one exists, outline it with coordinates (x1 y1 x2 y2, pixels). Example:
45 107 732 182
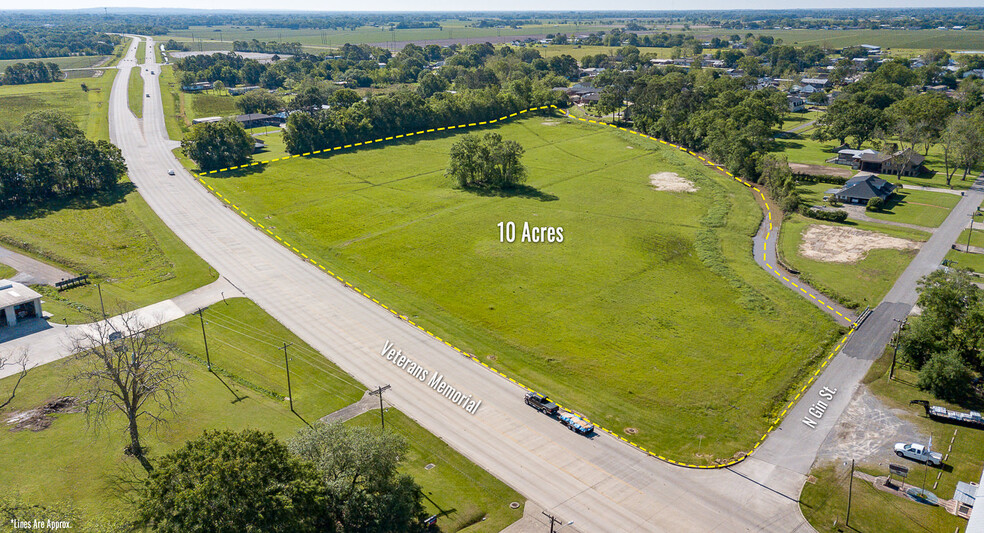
0 279 42 328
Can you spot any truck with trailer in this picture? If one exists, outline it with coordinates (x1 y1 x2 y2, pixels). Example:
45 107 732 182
525 392 559 415
558 411 594 435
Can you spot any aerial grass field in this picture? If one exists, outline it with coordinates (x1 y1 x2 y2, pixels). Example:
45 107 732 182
778 213 930 310
0 298 521 530
694 28 984 50
127 67 143 118
801 350 984 533
198 114 843 462
538 44 675 60
136 40 146 65
0 55 111 70
0 72 116 142
796 182 960 228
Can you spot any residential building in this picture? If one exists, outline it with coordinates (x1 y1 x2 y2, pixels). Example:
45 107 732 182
826 172 898 205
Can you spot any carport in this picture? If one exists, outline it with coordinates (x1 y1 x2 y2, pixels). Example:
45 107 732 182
0 279 43 327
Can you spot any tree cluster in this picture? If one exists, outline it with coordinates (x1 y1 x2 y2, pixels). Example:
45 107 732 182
901 269 984 403
181 119 254 172
0 60 62 85
0 27 119 60
0 111 126 209
447 132 526 189
233 39 303 55
137 425 429 533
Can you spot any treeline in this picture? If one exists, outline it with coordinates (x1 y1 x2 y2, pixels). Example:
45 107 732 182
0 27 119 60
624 69 787 178
0 61 62 85
282 82 564 155
0 111 126 209
232 39 302 55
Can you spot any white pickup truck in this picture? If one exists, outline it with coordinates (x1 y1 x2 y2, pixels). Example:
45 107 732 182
894 442 943 466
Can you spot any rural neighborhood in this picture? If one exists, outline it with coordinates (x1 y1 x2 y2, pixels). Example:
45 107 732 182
1 5 984 533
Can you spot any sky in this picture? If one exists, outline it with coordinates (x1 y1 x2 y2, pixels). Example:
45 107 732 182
19 1 984 11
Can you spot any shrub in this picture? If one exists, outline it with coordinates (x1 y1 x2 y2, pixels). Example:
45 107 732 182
918 350 973 403
802 207 848 222
866 196 884 211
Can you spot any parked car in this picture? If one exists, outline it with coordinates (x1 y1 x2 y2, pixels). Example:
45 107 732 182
167 169 175 176
558 411 594 435
524 392 558 415
894 442 942 466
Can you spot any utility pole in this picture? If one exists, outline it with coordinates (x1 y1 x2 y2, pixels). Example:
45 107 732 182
890 317 907 380
968 209 982 252
368 385 391 430
196 307 212 370
97 283 106 319
282 342 294 412
845 459 855 527
541 511 561 533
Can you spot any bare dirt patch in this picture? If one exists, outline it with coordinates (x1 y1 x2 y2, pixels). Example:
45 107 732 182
817 387 925 467
541 120 559 126
4 397 84 432
649 172 697 192
799 225 920 263
789 162 854 178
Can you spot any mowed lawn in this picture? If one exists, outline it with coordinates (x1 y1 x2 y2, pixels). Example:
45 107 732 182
0 298 521 530
797 182 960 228
778 214 930 310
201 116 842 462
0 72 116 142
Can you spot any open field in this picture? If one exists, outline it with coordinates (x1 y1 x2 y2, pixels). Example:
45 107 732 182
127 67 143 118
198 115 842 462
780 109 823 133
778 213 929 310
159 64 242 138
801 349 984 532
797 182 960 228
347 409 524 532
0 72 116 142
693 28 984 50
0 297 521 529
777 133 981 191
0 55 111 70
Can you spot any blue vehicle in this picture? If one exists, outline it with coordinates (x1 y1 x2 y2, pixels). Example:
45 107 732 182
558 411 594 435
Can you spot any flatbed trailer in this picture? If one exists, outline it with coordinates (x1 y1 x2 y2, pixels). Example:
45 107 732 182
911 400 984 430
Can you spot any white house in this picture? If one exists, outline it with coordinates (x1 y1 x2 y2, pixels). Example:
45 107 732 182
0 279 42 328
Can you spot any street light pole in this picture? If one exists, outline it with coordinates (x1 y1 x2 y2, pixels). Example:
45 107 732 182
97 283 106 319
282 342 294 412
368 385 391 431
890 317 907 380
196 307 211 370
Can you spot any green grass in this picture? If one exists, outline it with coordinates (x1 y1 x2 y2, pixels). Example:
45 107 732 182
0 71 116 142
779 109 822 133
347 409 523 532
802 349 984 533
127 67 143 119
159 65 188 139
0 55 111 70
944 248 984 274
0 187 217 324
136 41 146 65
778 213 930 310
199 115 843 463
797 183 959 228
187 90 239 119
153 41 162 63
694 28 984 50
777 134 981 191
538 44 675 60
0 263 15 279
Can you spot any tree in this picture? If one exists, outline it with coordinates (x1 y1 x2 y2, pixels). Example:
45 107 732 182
888 93 955 154
288 423 428 533
0 348 29 410
866 196 883 211
950 112 984 182
212 80 226 94
918 350 973 403
416 70 448 99
70 312 186 473
138 430 327 533
181 119 253 172
236 89 284 115
757 153 799 212
597 86 623 121
446 132 526 189
812 99 885 148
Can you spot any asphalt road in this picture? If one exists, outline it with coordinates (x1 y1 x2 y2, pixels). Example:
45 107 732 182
108 34 984 532
113 35 827 532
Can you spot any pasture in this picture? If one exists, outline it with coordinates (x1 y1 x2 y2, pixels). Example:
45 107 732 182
0 72 116 142
199 115 842 462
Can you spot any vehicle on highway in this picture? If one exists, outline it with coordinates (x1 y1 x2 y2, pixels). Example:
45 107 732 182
150 71 154 75
558 411 594 435
167 169 175 176
894 442 942 466
145 93 150 98
525 392 558 415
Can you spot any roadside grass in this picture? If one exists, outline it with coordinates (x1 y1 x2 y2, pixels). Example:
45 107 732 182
778 213 930 310
797 182 959 228
136 41 146 65
0 185 216 324
127 67 143 118
347 409 524 532
0 263 15 279
0 300 356 518
801 349 984 533
0 55 111 70
776 134 981 191
158 65 188 139
199 115 842 462
944 249 984 274
0 72 116 142
188 90 239 118
800 464 967 533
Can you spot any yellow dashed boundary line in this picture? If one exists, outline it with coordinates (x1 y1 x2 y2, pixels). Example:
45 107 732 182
196 104 857 469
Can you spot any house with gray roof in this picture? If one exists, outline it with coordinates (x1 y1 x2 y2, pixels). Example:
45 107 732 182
826 172 898 205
